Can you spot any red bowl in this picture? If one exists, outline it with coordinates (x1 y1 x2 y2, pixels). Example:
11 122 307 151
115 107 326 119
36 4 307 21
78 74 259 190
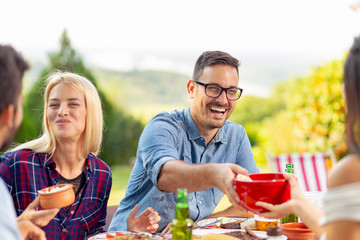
280 222 314 240
235 173 291 214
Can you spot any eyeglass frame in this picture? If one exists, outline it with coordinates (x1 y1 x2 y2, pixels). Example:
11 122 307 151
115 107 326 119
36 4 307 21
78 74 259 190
193 81 243 100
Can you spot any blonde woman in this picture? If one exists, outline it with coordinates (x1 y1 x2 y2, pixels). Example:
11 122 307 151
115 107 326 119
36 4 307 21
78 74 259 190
0 72 160 240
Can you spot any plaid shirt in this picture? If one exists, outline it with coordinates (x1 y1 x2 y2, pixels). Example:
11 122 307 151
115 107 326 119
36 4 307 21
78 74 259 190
0 149 112 240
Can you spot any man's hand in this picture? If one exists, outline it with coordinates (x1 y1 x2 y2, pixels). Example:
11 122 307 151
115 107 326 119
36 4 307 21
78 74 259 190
210 163 249 211
17 196 58 227
127 205 161 233
18 220 46 240
161 222 172 234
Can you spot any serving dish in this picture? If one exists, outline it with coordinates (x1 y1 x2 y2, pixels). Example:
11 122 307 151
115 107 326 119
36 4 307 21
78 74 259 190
88 231 163 240
193 228 287 240
279 222 314 240
38 184 75 209
196 217 248 228
235 173 291 214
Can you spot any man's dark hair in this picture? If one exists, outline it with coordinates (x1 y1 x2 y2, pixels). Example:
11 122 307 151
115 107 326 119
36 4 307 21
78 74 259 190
192 50 240 81
0 44 29 113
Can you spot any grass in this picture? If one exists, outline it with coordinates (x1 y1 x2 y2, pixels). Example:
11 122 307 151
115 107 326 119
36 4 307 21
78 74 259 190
108 161 270 212
108 165 133 206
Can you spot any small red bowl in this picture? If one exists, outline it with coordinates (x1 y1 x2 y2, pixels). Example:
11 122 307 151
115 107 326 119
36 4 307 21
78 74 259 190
38 184 75 209
280 222 314 240
235 173 291 214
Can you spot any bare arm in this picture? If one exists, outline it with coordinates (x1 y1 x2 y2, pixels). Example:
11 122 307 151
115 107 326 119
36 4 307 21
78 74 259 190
208 205 253 218
325 155 360 240
157 160 248 210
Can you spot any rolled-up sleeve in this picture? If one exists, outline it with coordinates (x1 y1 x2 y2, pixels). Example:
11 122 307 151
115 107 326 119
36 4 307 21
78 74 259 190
137 113 183 189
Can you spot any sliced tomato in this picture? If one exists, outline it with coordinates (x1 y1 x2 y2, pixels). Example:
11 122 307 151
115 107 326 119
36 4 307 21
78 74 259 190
115 232 125 236
207 225 220 228
105 233 115 238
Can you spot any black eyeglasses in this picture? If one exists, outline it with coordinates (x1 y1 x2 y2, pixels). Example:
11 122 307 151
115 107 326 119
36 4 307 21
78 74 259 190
193 81 243 100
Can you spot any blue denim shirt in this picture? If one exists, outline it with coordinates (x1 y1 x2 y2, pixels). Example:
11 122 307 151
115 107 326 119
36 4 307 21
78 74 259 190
109 107 259 232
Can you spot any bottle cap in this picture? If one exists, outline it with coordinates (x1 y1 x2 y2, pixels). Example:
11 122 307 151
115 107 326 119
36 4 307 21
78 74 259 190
266 227 282 236
285 163 294 169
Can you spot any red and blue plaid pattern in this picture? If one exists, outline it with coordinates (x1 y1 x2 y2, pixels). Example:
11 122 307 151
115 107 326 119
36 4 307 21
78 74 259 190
0 149 112 240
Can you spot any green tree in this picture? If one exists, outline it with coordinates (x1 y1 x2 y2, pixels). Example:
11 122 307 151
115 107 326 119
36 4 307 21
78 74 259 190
15 29 143 165
229 90 286 167
260 57 346 157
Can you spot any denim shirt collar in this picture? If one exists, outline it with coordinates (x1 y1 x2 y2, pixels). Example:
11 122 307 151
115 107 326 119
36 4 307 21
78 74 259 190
184 107 225 144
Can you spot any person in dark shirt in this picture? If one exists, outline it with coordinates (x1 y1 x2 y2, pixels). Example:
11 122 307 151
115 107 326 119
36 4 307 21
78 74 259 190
0 44 54 240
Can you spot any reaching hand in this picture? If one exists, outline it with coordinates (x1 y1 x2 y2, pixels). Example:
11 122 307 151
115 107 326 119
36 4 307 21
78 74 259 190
18 196 59 227
127 205 161 233
18 220 46 240
161 222 172 234
255 173 305 219
212 163 249 212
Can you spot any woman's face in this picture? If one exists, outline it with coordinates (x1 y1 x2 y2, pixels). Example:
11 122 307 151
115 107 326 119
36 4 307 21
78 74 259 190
47 83 87 142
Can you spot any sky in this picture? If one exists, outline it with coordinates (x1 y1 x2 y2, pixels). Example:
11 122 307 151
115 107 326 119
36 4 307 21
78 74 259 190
1 0 360 96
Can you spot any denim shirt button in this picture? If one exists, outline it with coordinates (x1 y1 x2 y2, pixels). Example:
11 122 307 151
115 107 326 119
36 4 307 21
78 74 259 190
198 200 202 204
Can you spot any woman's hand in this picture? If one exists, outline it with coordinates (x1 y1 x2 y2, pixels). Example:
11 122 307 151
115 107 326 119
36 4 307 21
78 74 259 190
18 220 46 240
255 173 305 219
17 196 59 227
127 205 161 233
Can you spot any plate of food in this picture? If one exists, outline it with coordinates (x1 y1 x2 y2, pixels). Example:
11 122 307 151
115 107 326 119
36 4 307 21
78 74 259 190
195 217 253 229
193 226 287 240
87 231 163 240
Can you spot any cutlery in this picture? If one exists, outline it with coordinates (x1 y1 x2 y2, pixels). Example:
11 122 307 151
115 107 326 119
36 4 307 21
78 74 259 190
197 219 222 228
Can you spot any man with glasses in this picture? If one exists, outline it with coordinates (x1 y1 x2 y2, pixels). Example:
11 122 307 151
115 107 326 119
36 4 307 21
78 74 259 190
109 51 259 232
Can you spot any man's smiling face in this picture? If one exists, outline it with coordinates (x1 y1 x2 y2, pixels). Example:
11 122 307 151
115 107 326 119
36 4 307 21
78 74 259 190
189 64 239 133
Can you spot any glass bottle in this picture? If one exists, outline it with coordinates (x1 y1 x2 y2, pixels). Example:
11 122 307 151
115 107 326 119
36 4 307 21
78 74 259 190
280 164 298 223
254 214 278 231
172 188 193 240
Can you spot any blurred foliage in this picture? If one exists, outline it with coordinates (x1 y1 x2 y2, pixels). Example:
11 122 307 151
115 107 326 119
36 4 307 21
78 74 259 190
15 29 143 166
13 30 348 169
230 92 285 145
93 67 189 122
231 56 347 166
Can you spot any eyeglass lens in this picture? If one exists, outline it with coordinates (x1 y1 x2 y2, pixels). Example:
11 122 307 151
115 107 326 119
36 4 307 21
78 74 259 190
205 85 241 100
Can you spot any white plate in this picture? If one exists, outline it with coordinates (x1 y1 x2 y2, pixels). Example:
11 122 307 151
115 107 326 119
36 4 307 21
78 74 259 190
193 228 287 239
196 217 248 228
87 231 163 240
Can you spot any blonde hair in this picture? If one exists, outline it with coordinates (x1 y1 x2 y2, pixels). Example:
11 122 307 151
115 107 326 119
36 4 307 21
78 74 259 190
13 71 103 157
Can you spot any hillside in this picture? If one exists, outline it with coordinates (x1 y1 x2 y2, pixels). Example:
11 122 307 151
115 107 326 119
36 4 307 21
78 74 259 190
93 68 191 120
22 53 321 122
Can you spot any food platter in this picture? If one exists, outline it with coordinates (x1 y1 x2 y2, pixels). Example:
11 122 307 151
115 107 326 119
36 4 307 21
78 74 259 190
193 228 287 239
87 231 163 240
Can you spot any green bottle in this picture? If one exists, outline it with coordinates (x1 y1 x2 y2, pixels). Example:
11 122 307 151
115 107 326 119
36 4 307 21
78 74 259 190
172 188 193 240
281 164 299 224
